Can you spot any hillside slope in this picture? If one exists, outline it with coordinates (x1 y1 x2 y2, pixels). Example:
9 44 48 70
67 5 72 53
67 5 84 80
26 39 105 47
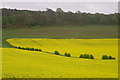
2 48 118 78
7 38 118 59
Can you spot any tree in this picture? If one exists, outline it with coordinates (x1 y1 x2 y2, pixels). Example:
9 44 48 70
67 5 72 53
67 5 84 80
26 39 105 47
102 55 116 60
67 53 71 57
46 8 56 26
89 55 94 59
56 8 64 26
56 8 64 13
102 55 108 60
21 47 25 50
29 48 34 51
84 54 89 58
79 54 84 58
26 47 30 50
64 53 68 56
64 53 71 57
112 57 116 60
38 49 42 51
108 56 116 60
54 51 60 55
108 56 113 59
34 49 42 51
18 46 21 49
2 8 118 28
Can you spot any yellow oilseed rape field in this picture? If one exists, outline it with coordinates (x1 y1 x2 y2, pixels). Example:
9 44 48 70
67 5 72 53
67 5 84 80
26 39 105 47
2 38 118 78
7 38 118 59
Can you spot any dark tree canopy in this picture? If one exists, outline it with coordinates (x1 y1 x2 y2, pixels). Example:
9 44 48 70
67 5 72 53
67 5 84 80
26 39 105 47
1 8 118 28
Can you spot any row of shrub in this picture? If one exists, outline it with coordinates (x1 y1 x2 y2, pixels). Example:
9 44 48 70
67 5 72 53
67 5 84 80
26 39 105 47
79 54 94 59
102 55 116 60
54 51 71 57
14 47 116 60
54 51 116 60
14 46 42 51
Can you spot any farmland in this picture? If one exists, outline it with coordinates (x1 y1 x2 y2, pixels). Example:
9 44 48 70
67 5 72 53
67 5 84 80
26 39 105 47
1 5 119 79
2 25 118 78
7 38 118 59
2 25 118 48
2 38 118 78
2 47 118 78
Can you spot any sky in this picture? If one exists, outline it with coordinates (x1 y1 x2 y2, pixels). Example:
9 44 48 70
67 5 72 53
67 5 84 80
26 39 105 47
1 2 119 14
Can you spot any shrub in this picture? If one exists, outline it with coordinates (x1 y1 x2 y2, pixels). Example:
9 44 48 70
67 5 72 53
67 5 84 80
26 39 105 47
84 54 89 58
29 48 35 51
89 55 94 59
21 47 25 50
26 47 30 50
108 56 113 59
108 56 116 60
64 53 71 57
18 46 26 50
54 51 60 55
38 49 42 51
18 46 21 49
17 47 42 52
102 55 116 60
102 55 108 60
34 49 39 51
112 57 116 60
14 46 18 48
34 49 42 51
67 53 71 57
79 54 84 58
31 48 35 51
28 48 31 50
64 53 68 56
23 47 25 49
79 54 94 59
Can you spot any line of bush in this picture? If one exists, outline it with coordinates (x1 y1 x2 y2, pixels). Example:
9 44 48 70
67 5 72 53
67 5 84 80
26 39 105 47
14 46 42 51
14 46 116 60
102 55 116 60
54 51 71 57
79 54 94 59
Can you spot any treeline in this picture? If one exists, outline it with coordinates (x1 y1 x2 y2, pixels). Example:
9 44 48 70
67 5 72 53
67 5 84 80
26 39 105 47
2 8 118 28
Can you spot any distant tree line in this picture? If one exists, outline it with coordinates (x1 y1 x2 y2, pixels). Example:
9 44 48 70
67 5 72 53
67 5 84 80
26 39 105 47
2 8 118 28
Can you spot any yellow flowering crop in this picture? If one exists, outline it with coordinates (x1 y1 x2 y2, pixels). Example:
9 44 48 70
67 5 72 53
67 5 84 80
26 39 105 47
2 38 118 78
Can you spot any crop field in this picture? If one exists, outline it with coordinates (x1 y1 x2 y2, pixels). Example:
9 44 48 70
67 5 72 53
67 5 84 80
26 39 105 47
2 47 118 78
2 38 118 78
7 38 118 59
2 25 118 78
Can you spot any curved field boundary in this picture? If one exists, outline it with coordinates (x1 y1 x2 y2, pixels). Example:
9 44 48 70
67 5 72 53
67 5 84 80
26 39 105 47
6 38 118 60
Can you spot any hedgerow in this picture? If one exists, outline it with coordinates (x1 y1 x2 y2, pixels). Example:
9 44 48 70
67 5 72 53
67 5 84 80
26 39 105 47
79 54 94 59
